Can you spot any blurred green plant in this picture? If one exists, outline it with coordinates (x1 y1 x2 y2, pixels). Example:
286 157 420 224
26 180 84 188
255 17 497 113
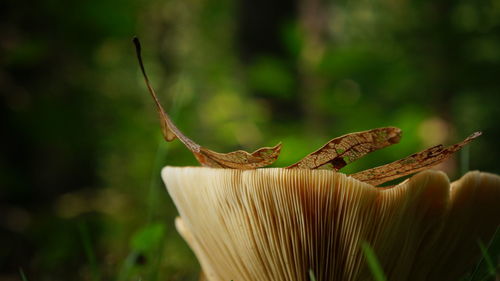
361 242 388 281
19 268 29 281
467 228 500 281
309 269 318 281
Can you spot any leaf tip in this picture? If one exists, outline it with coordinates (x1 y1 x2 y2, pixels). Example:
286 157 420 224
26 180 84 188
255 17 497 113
469 131 482 139
381 126 402 144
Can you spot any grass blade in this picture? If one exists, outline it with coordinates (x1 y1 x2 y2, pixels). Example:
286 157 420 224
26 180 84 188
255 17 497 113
78 222 101 281
147 140 168 222
19 268 28 281
309 269 317 281
468 228 500 281
478 240 496 276
361 242 388 281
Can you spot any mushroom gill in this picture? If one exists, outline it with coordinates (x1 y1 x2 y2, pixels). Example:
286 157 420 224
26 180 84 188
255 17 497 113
162 167 500 281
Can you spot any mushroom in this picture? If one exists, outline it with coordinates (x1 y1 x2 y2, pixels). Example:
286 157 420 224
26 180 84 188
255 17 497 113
163 167 500 281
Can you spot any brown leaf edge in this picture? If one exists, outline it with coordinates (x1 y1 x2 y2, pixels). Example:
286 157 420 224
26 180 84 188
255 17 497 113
287 127 402 170
350 131 482 186
133 37 281 169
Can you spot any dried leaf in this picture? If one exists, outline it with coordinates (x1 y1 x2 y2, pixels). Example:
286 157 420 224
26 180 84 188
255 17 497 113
133 38 281 169
350 132 482 186
287 127 402 170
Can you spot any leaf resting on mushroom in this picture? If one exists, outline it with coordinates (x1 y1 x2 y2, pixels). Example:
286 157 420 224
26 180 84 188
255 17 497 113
287 127 402 170
350 132 482 186
133 38 281 169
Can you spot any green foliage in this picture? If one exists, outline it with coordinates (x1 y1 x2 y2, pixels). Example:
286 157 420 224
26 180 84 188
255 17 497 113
248 56 295 98
131 224 166 253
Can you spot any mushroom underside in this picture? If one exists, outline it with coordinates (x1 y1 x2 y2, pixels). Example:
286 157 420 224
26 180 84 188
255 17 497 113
163 167 500 281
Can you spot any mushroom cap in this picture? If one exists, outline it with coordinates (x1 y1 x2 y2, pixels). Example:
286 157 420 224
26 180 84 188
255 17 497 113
162 167 500 281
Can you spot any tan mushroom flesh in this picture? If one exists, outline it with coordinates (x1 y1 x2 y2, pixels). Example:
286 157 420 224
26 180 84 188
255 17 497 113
163 167 500 281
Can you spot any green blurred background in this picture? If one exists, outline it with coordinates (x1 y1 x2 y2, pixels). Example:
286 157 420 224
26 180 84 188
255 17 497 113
1 0 499 279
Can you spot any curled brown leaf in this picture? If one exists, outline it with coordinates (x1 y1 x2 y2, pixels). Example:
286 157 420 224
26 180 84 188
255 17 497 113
133 38 281 169
287 127 402 170
195 144 282 168
350 132 482 186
